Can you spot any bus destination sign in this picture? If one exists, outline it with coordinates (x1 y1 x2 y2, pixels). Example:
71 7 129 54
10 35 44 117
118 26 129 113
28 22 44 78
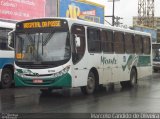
23 20 61 29
16 19 69 32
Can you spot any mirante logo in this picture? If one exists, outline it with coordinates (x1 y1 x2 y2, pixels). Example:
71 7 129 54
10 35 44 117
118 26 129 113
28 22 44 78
101 56 117 64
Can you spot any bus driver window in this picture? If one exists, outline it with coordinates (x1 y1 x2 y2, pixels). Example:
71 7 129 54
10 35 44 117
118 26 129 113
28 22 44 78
71 25 85 64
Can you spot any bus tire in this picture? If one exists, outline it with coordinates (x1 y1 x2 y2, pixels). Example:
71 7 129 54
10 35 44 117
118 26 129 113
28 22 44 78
0 68 13 88
81 71 96 95
120 68 137 88
129 68 137 87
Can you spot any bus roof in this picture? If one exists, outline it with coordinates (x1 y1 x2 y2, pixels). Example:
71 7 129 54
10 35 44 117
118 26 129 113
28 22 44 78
66 18 151 36
0 21 15 29
15 17 151 37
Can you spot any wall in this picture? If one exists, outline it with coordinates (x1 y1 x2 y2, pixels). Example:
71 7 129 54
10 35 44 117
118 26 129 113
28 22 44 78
133 26 157 42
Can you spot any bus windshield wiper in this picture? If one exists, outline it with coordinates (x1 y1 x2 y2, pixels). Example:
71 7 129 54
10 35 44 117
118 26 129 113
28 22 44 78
26 34 34 44
42 32 55 46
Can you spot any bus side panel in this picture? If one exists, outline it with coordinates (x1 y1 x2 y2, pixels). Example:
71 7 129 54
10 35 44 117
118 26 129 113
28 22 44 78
101 54 113 84
71 53 103 87
137 67 152 79
71 67 89 87
137 55 152 79
115 54 135 82
113 54 127 82
0 50 14 82
71 52 89 87
71 25 104 87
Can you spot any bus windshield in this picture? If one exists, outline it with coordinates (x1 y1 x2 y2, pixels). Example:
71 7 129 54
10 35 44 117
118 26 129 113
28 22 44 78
153 50 160 62
15 31 71 64
152 44 160 62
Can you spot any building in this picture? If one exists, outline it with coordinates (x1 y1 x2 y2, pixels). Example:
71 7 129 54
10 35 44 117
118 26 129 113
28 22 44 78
133 16 160 43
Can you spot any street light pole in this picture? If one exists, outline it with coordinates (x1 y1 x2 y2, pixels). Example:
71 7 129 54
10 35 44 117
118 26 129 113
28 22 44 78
107 0 120 26
105 0 120 26
112 0 115 26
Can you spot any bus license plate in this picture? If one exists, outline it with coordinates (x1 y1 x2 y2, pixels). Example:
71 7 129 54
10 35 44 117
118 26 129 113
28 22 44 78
33 79 43 83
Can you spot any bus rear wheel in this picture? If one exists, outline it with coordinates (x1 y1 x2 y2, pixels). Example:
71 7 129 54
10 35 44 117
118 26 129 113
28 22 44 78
81 71 96 95
0 68 13 89
130 68 137 87
120 68 137 88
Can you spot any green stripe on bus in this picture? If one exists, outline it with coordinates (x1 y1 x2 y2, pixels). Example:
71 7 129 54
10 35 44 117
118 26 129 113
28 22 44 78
138 56 151 66
122 55 151 71
14 73 72 87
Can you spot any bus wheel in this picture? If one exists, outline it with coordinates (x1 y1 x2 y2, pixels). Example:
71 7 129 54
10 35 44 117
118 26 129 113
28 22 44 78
120 68 137 88
0 68 13 88
129 68 137 87
81 72 96 95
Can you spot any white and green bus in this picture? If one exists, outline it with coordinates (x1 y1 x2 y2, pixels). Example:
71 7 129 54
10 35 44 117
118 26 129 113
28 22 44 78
9 18 152 94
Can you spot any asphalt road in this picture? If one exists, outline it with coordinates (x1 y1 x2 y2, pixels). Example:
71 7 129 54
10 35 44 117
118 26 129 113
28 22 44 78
0 73 160 117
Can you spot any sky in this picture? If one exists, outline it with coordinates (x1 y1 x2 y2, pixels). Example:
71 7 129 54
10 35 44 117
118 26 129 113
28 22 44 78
88 0 160 27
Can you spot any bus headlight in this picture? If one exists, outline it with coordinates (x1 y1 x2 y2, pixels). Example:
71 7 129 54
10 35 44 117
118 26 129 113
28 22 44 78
52 65 70 78
15 71 24 78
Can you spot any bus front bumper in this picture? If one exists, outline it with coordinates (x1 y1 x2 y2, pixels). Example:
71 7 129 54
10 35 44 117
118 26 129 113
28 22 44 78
14 73 72 88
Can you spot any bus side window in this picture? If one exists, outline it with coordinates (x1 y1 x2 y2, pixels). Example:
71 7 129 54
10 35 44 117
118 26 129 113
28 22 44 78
124 33 134 53
87 28 101 53
114 31 124 54
0 37 7 50
101 30 113 53
71 24 85 64
0 27 12 50
143 36 151 54
135 35 143 54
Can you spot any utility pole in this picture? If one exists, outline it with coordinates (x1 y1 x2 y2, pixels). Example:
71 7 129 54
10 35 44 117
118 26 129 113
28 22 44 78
112 0 115 26
105 0 120 26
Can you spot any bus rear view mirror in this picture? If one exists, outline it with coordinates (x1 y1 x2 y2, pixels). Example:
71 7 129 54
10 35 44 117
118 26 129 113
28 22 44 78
75 35 81 47
8 31 14 50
